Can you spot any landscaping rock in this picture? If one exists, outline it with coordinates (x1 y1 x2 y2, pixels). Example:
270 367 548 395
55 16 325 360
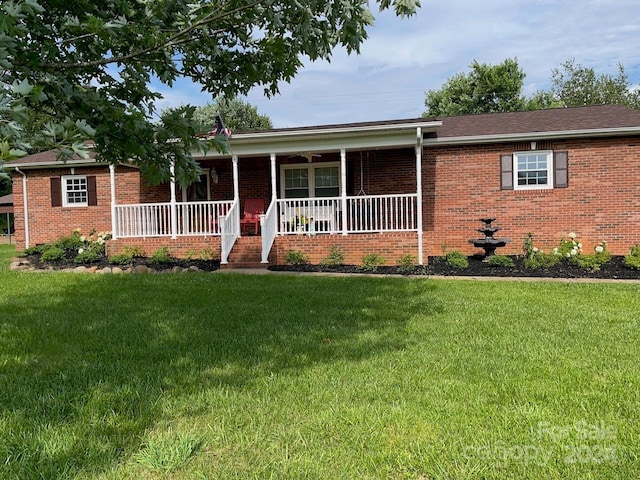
132 265 149 274
73 266 88 274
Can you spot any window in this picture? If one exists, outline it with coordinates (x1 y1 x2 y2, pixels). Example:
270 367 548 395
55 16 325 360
501 151 568 190
514 151 552 189
281 163 340 198
62 175 88 206
51 176 97 207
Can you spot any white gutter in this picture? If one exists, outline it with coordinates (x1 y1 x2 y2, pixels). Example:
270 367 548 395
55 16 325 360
15 167 29 248
424 126 640 146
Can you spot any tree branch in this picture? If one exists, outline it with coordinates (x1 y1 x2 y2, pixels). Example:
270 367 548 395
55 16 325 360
40 0 263 71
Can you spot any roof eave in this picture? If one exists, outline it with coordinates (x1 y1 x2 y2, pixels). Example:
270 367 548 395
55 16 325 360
425 126 640 145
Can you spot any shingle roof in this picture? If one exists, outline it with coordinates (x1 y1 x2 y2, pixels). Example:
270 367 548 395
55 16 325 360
5 148 97 166
434 104 640 139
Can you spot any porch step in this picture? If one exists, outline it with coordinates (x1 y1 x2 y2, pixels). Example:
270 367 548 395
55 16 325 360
223 235 272 269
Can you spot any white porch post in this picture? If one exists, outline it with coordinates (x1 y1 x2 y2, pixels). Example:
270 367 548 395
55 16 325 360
232 154 240 235
340 148 347 235
270 153 277 201
169 160 178 239
415 127 424 265
109 164 117 239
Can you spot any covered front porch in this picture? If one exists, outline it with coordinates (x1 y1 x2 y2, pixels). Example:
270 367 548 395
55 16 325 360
107 118 441 265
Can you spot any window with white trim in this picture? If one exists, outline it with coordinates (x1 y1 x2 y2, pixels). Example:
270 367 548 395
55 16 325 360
61 175 88 206
514 151 553 190
281 163 340 198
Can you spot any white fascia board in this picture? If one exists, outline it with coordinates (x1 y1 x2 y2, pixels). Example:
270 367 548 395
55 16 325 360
424 126 640 145
198 121 442 158
7 159 100 169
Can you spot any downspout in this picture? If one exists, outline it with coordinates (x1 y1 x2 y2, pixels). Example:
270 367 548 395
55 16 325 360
15 167 29 249
109 164 117 239
415 128 424 265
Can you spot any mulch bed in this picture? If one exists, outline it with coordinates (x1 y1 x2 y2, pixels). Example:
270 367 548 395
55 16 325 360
269 255 640 280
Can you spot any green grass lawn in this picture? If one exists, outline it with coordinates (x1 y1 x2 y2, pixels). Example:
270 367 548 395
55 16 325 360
0 244 638 479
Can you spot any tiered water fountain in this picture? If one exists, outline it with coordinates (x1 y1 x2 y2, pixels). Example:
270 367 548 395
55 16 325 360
468 218 510 257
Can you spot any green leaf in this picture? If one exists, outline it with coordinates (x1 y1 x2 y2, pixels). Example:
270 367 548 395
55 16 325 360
11 79 33 96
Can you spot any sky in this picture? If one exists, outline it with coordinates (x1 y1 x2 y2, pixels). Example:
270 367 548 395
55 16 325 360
154 0 640 129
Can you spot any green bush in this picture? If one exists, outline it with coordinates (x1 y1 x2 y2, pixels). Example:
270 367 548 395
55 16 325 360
41 246 65 262
319 245 345 267
484 254 515 268
54 233 84 252
444 251 468 269
285 250 310 265
624 244 640 270
108 246 146 265
571 251 612 272
524 252 562 270
23 244 48 255
397 254 417 275
360 253 386 272
150 247 173 264
74 249 101 264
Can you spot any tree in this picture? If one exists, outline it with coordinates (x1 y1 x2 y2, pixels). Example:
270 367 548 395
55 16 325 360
423 58 527 116
0 0 420 185
549 59 640 109
192 97 272 133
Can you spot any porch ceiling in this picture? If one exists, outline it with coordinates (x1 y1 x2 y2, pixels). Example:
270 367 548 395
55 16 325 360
197 120 441 158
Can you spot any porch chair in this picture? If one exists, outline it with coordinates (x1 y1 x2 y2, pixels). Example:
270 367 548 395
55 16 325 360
240 198 265 235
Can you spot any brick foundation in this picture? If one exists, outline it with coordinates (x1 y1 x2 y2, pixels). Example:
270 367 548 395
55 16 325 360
273 232 419 265
106 236 221 259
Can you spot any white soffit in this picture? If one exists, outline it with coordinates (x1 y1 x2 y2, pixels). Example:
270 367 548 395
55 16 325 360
198 121 442 158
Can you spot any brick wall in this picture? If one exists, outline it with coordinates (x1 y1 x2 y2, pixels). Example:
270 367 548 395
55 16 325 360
11 165 163 250
273 232 418 265
107 236 221 259
423 137 640 256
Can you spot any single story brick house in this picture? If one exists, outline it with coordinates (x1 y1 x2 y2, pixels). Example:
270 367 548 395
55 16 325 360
7 104 640 266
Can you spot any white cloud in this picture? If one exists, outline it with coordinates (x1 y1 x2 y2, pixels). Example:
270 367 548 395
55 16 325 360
168 0 640 127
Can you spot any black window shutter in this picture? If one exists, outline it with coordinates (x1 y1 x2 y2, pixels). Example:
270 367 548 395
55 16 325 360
51 177 62 207
87 176 98 206
500 154 513 190
554 151 568 188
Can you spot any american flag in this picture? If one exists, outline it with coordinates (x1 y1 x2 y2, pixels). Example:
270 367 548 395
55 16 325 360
214 115 231 137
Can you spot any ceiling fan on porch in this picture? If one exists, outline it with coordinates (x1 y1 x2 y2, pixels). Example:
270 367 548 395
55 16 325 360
289 152 322 162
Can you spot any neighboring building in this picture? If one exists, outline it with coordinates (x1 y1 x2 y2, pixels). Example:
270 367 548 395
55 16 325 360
7 105 640 266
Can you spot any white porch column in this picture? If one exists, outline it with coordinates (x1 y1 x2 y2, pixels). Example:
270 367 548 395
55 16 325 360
340 148 347 235
270 153 277 201
415 127 424 265
232 155 239 201
109 164 117 239
169 160 178 239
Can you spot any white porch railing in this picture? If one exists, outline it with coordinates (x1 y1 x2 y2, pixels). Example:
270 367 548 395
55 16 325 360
274 194 418 235
277 197 341 234
114 200 234 238
261 200 277 263
346 194 418 232
220 200 240 264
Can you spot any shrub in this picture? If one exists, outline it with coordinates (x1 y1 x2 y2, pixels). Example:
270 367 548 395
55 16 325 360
285 250 310 265
149 247 173 264
444 251 468 269
571 242 612 272
397 254 417 275
24 244 48 255
524 252 561 270
54 232 84 252
74 249 101 264
319 245 345 267
108 246 145 265
360 253 386 272
484 254 515 268
624 244 640 270
40 246 65 262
